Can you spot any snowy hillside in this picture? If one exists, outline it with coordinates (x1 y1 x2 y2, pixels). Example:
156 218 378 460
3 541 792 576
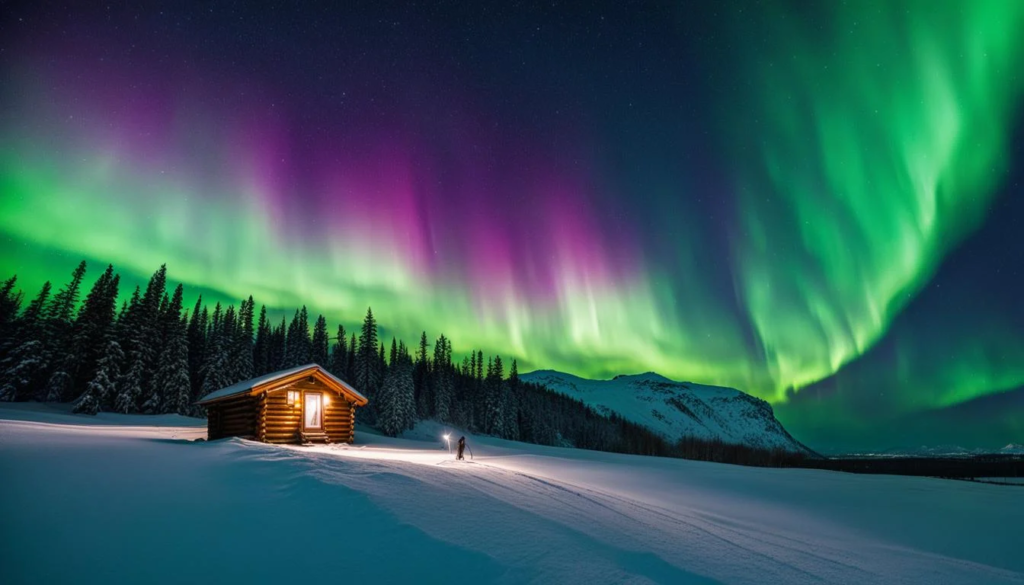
2 404 1023 584
522 370 809 453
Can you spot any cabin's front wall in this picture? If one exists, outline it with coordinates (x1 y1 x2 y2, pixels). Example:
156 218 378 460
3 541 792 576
257 375 356 444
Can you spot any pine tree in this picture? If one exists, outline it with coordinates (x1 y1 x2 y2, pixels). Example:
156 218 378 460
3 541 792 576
117 286 142 353
284 307 311 367
329 324 347 379
140 283 185 412
0 276 23 352
486 355 506 437
253 305 270 376
67 266 120 395
44 262 87 325
432 334 453 423
469 351 477 385
115 355 144 414
284 309 299 367
153 312 191 415
40 261 88 401
354 308 380 395
0 281 52 402
137 265 168 398
311 314 329 366
232 296 255 382
113 285 144 412
398 340 409 362
414 331 431 418
389 337 398 367
346 332 357 377
199 303 232 398
504 359 520 441
269 317 287 372
187 297 208 398
73 335 123 415
378 358 415 437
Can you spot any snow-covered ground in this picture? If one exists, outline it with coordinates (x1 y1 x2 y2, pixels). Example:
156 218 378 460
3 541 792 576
1 404 1022 584
522 370 808 452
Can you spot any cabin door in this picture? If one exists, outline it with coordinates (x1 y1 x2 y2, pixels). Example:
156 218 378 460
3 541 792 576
303 393 323 430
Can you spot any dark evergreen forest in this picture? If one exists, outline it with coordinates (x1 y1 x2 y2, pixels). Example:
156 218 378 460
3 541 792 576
0 262 805 466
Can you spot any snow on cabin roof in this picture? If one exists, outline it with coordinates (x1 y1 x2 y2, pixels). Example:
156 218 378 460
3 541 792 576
195 363 367 405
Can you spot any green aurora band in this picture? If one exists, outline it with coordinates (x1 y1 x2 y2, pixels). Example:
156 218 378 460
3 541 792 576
1 1 1023 448
723 0 1024 401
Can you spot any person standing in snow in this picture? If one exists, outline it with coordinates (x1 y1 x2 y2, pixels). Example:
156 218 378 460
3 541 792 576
457 436 466 460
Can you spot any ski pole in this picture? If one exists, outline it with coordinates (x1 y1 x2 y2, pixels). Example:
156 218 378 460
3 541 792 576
468 445 474 460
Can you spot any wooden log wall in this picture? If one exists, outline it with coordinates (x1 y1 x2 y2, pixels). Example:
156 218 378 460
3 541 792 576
263 388 301 444
208 374 361 444
324 399 354 444
207 395 258 440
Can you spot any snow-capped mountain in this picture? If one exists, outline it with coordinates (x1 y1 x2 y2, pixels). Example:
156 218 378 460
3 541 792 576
521 370 810 453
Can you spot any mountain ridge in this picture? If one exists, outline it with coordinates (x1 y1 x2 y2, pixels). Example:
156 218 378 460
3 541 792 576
522 369 812 454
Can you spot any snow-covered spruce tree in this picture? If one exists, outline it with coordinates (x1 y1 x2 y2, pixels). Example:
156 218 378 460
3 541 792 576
346 332 357 379
398 361 416 431
503 359 521 441
283 309 299 368
283 307 311 368
154 314 191 416
378 359 415 437
432 334 452 424
113 284 143 412
268 317 287 372
253 305 270 376
311 314 329 367
329 324 347 380
414 331 431 418
231 296 254 383
376 367 394 434
114 353 144 414
485 356 506 437
138 283 182 413
138 284 184 413
0 340 44 402
38 261 88 402
68 266 120 395
136 265 167 401
354 307 380 397
186 297 208 399
199 304 232 398
43 370 74 404
73 336 123 415
117 286 142 352
160 284 185 342
0 281 52 402
0 275 23 354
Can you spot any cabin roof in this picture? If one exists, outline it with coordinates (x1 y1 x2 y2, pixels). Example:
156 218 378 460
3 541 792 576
195 363 368 406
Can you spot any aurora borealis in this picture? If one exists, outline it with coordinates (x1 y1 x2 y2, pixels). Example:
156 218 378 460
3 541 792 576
2 2 1023 451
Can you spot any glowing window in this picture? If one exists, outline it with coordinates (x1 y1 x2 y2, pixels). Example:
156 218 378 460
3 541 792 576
304 393 322 429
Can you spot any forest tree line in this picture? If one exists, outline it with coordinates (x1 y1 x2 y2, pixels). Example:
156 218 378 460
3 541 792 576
0 261 807 466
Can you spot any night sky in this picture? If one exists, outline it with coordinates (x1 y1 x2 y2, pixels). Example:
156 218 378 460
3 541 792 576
2 2 1023 452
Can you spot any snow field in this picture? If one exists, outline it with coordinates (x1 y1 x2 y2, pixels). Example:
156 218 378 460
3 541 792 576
1 405 1022 584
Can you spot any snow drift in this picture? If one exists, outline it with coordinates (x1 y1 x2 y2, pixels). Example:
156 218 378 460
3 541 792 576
2 404 1023 584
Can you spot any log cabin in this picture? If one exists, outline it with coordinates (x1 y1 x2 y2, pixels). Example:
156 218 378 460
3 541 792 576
196 363 368 444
